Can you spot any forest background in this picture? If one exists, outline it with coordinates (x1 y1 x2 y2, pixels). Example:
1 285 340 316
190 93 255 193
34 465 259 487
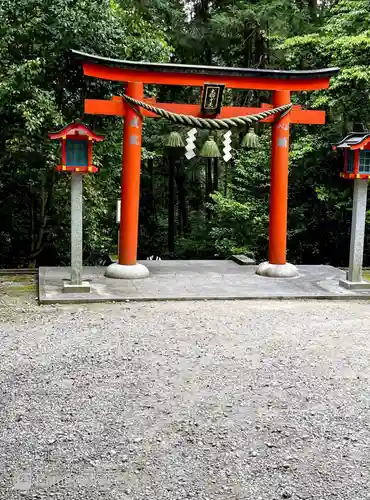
0 0 369 268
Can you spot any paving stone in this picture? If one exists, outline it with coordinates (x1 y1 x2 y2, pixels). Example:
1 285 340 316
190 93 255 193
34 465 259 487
38 262 370 304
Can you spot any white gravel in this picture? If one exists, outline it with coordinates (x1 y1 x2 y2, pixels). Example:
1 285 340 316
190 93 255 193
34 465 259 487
1 297 370 499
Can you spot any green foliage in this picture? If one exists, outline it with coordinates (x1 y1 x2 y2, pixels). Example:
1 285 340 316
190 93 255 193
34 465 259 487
275 0 370 264
0 0 170 266
210 194 267 257
0 0 369 268
209 139 270 259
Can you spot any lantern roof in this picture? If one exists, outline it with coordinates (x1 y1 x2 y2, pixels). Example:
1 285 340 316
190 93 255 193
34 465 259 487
333 132 370 150
49 122 104 141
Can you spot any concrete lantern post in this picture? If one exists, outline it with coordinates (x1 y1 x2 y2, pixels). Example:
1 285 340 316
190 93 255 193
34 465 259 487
49 122 104 293
348 179 368 282
333 132 370 290
340 179 369 289
67 172 89 291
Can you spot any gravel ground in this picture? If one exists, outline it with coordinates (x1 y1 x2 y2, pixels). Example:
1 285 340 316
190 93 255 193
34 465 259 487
1 291 370 499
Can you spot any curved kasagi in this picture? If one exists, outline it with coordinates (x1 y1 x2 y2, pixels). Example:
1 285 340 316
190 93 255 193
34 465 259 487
71 49 340 91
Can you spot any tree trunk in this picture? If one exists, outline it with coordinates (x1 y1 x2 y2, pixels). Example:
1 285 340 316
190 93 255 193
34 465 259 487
29 171 56 267
168 156 175 252
148 158 155 215
254 25 267 68
175 161 189 235
243 23 254 68
213 158 219 192
206 158 213 221
224 161 228 197
147 157 157 250
309 0 317 18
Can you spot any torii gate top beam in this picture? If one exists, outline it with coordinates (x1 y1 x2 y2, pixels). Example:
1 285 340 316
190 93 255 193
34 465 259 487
72 50 339 91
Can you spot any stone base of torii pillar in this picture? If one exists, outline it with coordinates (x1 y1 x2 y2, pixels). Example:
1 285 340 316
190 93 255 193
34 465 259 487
105 197 149 280
256 262 299 278
105 263 149 279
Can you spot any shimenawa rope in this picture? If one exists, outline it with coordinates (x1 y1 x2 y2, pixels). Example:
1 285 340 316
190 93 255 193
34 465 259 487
122 94 292 130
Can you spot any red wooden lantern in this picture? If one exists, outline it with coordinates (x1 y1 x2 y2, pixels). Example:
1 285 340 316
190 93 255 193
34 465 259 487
333 132 370 180
49 122 104 173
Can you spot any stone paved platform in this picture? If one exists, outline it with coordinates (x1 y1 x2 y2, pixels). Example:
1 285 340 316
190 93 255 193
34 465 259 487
38 261 370 304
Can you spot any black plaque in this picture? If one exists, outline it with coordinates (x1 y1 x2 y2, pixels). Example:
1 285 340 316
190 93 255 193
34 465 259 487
200 83 225 116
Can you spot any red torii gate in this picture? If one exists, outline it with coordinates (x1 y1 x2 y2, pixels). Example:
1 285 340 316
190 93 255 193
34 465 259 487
72 50 339 278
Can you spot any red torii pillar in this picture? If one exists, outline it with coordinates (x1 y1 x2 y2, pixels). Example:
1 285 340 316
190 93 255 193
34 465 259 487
120 82 144 268
73 50 338 279
268 90 292 273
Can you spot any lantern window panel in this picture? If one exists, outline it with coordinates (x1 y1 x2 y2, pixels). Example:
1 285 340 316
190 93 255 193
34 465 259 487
66 140 89 167
347 149 354 173
359 150 370 174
